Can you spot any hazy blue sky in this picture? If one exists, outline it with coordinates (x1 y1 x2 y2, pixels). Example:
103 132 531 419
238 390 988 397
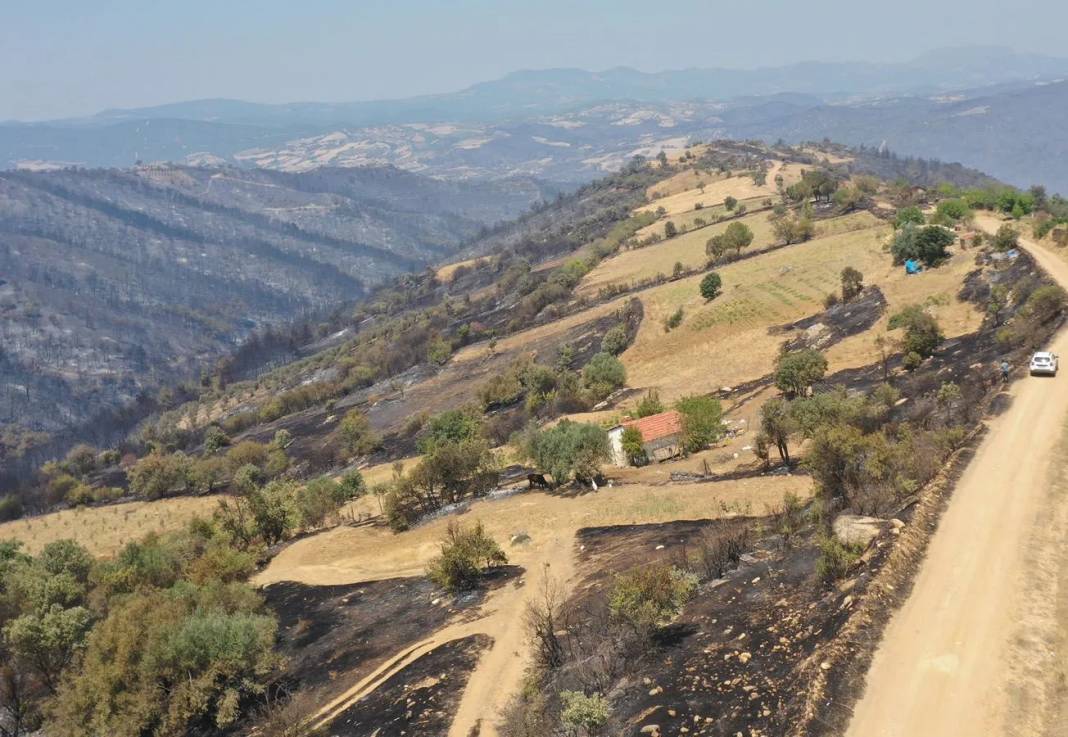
4 0 1066 120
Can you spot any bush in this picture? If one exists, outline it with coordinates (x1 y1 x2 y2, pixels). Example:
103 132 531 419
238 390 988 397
675 395 724 452
664 221 677 238
620 426 647 466
338 409 379 456
774 349 828 397
992 224 1019 252
633 389 664 418
816 535 865 583
203 426 229 454
662 307 684 332
609 564 698 638
559 691 610 734
690 525 751 580
583 353 626 401
894 205 925 229
724 195 738 211
888 305 943 359
426 336 452 366
600 325 629 356
128 451 193 499
0 494 23 521
419 408 484 452
699 272 722 300
426 521 507 593
841 266 864 302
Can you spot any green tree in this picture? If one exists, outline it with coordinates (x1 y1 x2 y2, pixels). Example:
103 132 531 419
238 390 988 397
674 395 725 452
992 224 1019 252
600 325 629 356
723 195 738 211
888 305 943 360
426 521 507 593
774 349 828 397
840 266 864 302
699 272 723 301
419 408 483 453
664 221 677 239
890 224 955 266
760 397 797 463
519 421 610 486
426 336 452 366
583 353 627 401
128 452 193 499
338 410 379 456
894 206 925 229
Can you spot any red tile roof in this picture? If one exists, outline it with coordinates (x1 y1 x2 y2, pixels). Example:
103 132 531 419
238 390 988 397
621 410 683 443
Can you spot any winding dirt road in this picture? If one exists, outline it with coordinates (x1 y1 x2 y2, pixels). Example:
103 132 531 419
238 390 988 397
845 217 1068 737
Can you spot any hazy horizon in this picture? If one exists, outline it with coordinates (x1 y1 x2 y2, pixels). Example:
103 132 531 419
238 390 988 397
5 0 1068 121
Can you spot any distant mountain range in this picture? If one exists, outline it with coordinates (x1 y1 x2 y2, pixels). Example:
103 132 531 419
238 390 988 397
3 46 1068 191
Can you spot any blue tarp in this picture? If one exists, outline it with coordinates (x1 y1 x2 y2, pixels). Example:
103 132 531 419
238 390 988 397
905 259 922 275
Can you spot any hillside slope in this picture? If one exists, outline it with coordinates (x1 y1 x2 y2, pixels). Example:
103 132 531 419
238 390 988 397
0 164 553 471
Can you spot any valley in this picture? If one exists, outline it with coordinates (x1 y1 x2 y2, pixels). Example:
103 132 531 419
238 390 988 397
5 140 1068 737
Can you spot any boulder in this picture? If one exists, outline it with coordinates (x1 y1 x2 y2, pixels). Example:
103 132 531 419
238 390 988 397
832 514 885 548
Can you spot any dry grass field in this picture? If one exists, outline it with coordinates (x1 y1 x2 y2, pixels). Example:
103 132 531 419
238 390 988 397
0 495 226 556
580 211 883 299
639 161 802 217
255 473 809 586
436 256 489 283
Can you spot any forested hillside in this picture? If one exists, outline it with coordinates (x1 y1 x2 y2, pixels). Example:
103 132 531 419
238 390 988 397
0 164 554 475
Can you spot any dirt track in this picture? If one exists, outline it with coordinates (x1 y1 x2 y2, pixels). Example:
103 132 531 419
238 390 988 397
845 216 1068 736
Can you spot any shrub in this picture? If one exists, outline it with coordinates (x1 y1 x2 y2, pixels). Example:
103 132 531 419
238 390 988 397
816 534 865 583
620 426 647 466
426 521 507 593
699 272 722 301
663 307 684 332
426 336 452 366
724 195 738 211
600 325 629 356
841 266 864 301
419 408 483 453
609 564 698 638
774 349 828 397
634 389 664 418
128 451 193 499
933 198 971 223
675 395 725 452
894 205 925 229
888 305 943 359
690 525 751 580
583 353 626 401
992 224 1019 252
559 691 610 735
664 221 677 239
338 409 380 456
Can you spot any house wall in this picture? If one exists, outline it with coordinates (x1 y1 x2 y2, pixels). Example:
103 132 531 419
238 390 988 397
607 427 627 467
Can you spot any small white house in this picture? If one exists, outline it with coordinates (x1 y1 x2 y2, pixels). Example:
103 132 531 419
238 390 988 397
607 410 685 467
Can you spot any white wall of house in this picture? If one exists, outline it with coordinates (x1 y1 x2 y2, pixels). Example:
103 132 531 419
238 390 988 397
607 426 627 467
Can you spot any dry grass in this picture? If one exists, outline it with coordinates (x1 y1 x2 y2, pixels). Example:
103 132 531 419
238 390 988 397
640 161 801 217
436 256 489 283
620 222 892 401
254 473 810 586
580 211 883 299
0 495 226 557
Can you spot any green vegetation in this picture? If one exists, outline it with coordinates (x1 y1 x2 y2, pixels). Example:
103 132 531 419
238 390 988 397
426 521 507 593
674 395 725 453
559 691 609 735
888 305 943 367
699 271 723 301
338 409 380 456
774 349 829 397
620 426 647 466
840 266 864 302
893 205 925 229
600 325 629 356
663 307 684 332
608 564 698 639
890 224 955 266
583 353 627 401
705 221 753 262
991 224 1019 252
517 420 610 487
633 390 664 418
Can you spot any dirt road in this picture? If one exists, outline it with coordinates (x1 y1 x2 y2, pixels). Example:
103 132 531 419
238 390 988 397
845 216 1068 736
